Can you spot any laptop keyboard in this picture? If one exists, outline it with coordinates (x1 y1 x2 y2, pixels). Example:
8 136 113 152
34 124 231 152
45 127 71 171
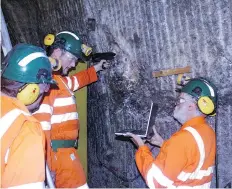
117 129 146 135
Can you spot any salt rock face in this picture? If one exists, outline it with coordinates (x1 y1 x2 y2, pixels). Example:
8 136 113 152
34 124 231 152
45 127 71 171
85 0 232 187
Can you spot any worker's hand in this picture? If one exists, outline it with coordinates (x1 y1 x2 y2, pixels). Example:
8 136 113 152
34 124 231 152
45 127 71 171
126 133 145 148
147 127 164 147
94 60 110 72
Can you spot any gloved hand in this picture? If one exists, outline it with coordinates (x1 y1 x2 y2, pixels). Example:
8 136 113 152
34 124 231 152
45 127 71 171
93 59 110 72
125 133 145 148
147 127 164 147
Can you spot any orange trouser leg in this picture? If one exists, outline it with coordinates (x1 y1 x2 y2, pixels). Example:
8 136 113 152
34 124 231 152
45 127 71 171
51 148 87 188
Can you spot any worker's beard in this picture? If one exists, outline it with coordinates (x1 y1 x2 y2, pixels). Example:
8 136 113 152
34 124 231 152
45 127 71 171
173 106 188 124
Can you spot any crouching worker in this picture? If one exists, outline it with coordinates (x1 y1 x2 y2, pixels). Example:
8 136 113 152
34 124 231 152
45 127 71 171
126 77 217 188
0 44 56 188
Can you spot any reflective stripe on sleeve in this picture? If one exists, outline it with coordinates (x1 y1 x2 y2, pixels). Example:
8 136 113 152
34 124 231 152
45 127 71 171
0 109 30 139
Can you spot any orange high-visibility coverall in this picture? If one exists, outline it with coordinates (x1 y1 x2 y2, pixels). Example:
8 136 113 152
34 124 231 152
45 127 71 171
33 67 98 188
136 116 216 188
0 95 45 188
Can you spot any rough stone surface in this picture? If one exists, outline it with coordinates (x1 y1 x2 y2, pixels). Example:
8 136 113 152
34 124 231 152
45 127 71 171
85 0 232 187
1 0 87 46
2 0 232 187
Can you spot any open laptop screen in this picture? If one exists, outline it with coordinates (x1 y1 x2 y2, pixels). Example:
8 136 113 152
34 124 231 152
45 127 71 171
115 102 158 138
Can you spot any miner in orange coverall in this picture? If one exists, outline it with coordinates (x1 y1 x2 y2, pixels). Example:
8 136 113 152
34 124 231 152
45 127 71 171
0 44 55 188
33 31 112 188
126 78 217 188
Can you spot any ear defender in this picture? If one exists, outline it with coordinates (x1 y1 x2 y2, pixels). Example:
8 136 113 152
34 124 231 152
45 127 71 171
81 44 92 56
44 34 55 46
17 84 40 105
197 96 215 115
48 57 62 71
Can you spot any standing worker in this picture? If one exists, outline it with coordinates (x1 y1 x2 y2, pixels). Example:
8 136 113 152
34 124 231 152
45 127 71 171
33 31 112 188
126 77 217 188
0 44 55 188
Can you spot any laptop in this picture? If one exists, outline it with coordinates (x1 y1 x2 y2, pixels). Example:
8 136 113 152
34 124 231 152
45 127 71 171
115 102 158 138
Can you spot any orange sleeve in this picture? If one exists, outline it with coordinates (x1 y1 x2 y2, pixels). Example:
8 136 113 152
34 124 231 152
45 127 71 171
2 121 45 187
63 66 98 91
135 131 193 188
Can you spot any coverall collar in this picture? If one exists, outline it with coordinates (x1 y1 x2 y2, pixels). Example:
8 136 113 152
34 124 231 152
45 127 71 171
181 116 206 130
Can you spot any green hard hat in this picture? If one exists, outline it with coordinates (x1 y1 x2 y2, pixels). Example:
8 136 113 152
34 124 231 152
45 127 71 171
56 31 82 58
181 77 217 104
1 43 55 84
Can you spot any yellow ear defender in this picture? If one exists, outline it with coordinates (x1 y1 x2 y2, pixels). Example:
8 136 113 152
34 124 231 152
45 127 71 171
81 44 92 56
197 96 215 115
17 84 40 105
48 57 62 71
44 34 55 46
